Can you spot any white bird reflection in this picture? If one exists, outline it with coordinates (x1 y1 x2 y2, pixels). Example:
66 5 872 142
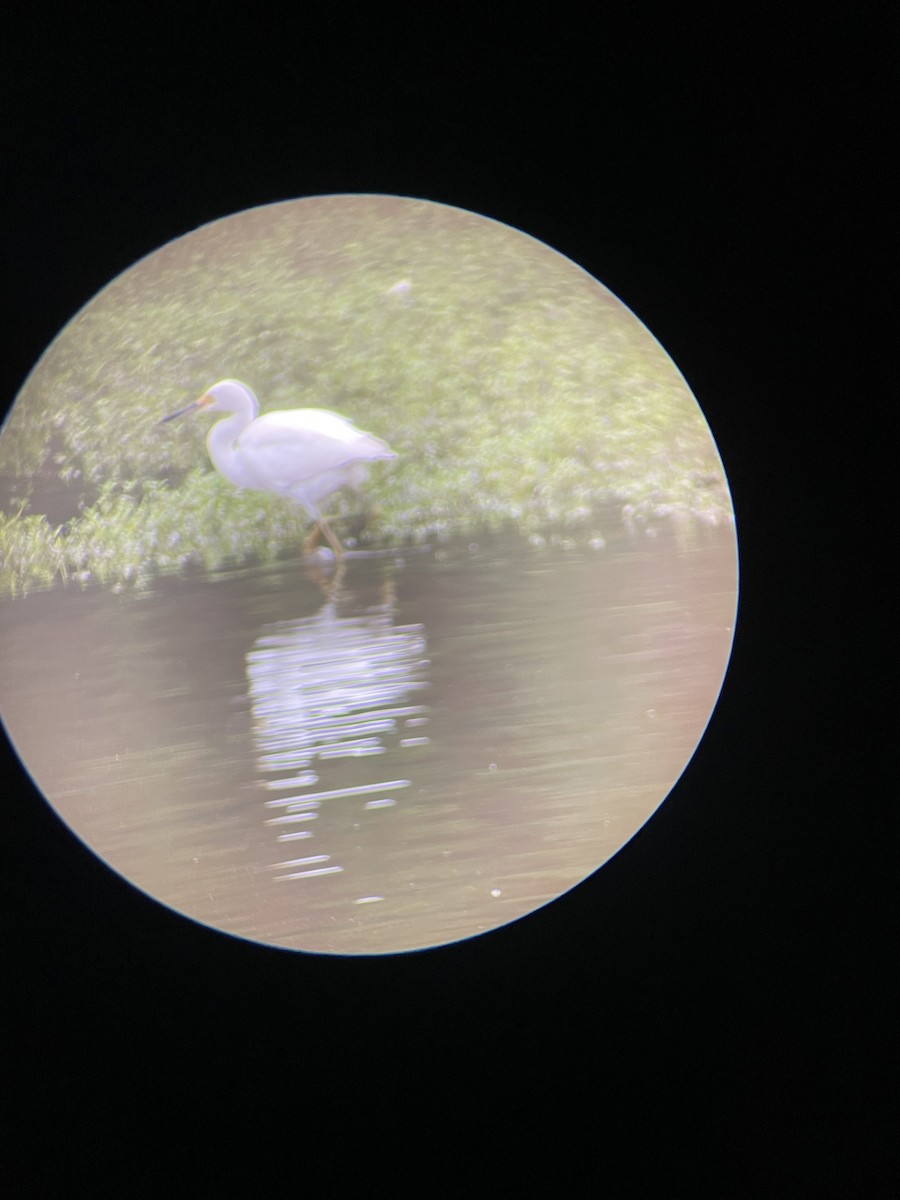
244 593 430 884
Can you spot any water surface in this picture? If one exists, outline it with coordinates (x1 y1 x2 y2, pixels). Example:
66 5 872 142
1 525 736 954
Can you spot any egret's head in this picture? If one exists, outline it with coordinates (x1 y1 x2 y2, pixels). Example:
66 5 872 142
160 380 258 424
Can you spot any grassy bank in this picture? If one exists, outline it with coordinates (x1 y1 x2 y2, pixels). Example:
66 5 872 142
0 197 732 596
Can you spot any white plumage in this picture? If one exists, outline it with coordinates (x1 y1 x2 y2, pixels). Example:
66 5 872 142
162 379 396 556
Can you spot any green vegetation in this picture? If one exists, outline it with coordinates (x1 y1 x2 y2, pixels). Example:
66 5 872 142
0 197 733 597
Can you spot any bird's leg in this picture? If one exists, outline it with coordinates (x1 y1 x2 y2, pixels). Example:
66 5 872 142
318 517 346 558
304 518 344 558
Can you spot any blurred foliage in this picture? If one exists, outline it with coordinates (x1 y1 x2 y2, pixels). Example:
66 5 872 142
0 197 733 596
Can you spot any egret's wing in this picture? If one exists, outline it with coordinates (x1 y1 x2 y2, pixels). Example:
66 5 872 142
236 409 394 492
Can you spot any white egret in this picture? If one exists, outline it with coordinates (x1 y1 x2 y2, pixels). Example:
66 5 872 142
161 379 396 557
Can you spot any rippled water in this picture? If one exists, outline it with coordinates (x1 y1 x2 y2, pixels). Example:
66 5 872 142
1 525 736 954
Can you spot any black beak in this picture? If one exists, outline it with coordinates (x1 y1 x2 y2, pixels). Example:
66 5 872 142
159 400 201 425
